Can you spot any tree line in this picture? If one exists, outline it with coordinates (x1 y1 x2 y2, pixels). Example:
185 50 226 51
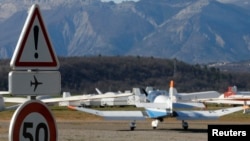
0 56 250 95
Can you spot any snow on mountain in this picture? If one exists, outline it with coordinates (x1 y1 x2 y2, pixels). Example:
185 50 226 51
0 0 249 64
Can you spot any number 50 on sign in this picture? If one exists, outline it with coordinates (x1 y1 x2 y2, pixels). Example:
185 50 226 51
9 100 57 141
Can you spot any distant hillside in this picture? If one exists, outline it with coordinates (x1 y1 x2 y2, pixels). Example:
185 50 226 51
1 56 250 94
0 0 250 64
208 60 250 73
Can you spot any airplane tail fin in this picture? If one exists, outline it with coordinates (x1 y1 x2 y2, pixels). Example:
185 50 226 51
140 88 148 97
132 88 141 95
62 92 71 98
224 86 237 98
95 88 103 95
173 88 178 95
172 88 177 102
145 86 154 92
169 80 174 114
58 92 72 106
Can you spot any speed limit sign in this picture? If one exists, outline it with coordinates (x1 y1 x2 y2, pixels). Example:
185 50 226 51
9 100 57 141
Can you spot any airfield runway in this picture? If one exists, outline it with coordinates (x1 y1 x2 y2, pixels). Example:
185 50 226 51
1 118 242 141
0 107 249 141
57 120 209 141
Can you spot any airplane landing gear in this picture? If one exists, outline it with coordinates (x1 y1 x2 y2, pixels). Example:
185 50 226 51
130 120 136 131
182 120 188 130
151 119 159 129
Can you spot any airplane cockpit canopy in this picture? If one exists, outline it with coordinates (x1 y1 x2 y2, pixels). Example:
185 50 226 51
146 90 168 103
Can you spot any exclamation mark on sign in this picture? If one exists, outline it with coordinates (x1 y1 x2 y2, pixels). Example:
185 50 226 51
33 25 39 59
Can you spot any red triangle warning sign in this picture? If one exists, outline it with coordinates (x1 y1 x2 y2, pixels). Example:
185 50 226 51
10 4 59 70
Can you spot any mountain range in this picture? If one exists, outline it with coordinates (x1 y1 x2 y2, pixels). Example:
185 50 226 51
0 0 250 64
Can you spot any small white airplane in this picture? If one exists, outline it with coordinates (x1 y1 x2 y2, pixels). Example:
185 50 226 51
68 80 244 130
195 86 250 101
194 86 250 113
225 85 250 95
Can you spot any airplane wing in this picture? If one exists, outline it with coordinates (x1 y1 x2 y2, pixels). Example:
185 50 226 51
0 91 11 95
3 104 21 111
173 102 205 108
42 93 133 103
3 97 28 104
174 106 243 120
175 91 221 102
68 106 145 120
203 100 250 105
67 103 207 120
0 96 20 111
135 102 205 109
3 92 133 105
70 102 206 120
68 104 173 120
197 97 250 105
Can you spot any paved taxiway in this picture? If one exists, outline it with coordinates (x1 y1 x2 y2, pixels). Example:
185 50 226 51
1 118 249 141
0 119 210 141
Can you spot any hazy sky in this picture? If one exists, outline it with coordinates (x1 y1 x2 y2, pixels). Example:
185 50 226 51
101 0 140 3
